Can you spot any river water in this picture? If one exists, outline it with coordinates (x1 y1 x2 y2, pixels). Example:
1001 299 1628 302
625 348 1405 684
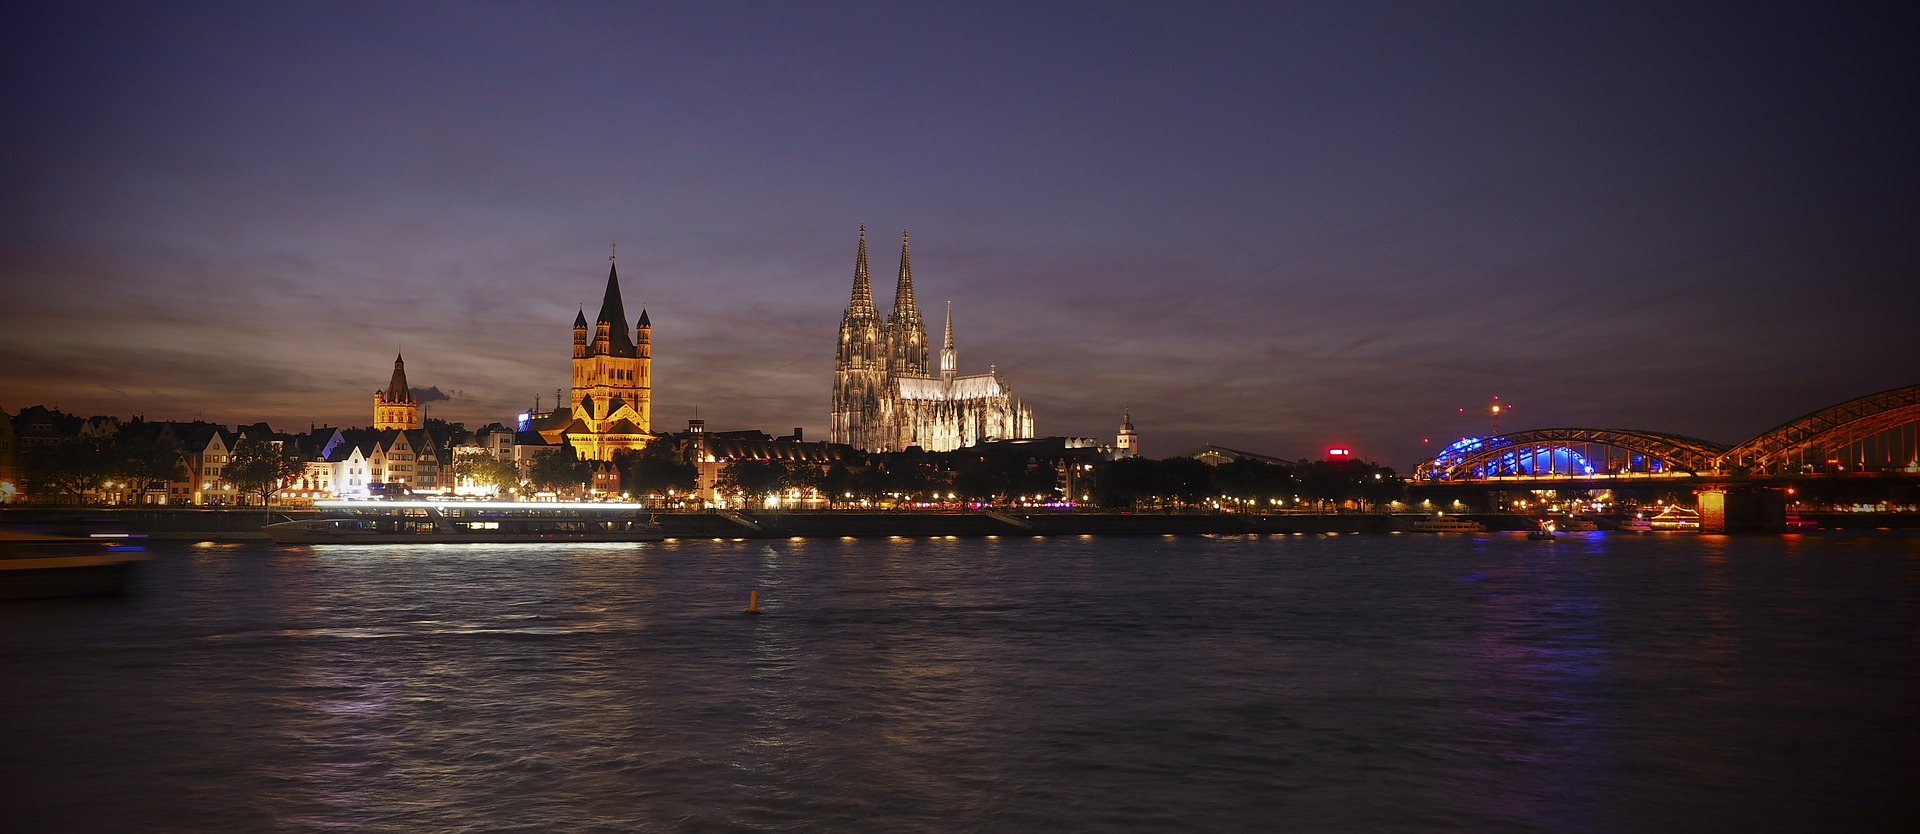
3 531 1916 833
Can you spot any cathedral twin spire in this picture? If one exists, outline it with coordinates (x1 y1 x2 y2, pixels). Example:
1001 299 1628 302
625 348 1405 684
884 230 927 376
848 225 875 314
839 226 933 376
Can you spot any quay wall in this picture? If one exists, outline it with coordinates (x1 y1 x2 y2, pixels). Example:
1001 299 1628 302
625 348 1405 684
5 507 1910 542
3 507 1397 541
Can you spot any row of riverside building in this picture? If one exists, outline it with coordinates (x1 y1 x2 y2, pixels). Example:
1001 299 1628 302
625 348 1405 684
1 234 1145 506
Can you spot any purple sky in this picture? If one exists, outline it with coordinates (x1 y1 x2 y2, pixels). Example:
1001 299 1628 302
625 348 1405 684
3 2 1913 468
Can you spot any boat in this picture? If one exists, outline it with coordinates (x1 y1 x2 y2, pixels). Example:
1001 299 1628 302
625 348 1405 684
1619 515 1654 533
264 499 667 544
1647 506 1701 531
0 530 148 599
1527 519 1558 540
1409 514 1483 533
1560 518 1600 532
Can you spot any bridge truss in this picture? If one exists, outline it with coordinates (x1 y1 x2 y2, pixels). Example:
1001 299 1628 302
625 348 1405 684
1414 383 1920 482
1715 384 1920 473
1414 429 1727 481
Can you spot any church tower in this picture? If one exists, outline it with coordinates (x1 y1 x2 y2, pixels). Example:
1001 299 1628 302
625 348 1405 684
832 226 888 448
373 354 419 430
564 250 652 460
886 230 928 377
1116 411 1140 458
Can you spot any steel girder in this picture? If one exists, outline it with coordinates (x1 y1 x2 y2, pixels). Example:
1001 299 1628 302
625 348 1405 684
1716 384 1920 472
1415 428 1729 480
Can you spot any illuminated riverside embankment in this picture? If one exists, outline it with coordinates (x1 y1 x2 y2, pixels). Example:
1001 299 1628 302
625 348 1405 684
4 506 1916 541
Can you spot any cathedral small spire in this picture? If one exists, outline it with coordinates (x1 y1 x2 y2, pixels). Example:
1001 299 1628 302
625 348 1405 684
940 299 956 380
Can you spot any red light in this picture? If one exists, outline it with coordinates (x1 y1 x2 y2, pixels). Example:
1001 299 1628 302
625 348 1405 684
1327 447 1351 457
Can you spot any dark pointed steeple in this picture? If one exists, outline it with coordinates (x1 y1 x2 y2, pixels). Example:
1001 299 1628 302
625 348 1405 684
385 354 414 403
594 261 637 358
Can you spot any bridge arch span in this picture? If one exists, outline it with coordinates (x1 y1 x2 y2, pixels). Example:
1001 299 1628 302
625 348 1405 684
1415 429 1728 481
1716 383 1920 473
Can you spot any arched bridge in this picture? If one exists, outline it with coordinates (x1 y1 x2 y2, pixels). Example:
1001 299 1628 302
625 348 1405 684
1414 383 1920 481
1715 384 1920 473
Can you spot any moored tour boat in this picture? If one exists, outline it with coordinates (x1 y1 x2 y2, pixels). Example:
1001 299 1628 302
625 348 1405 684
265 499 666 544
1409 514 1483 533
0 530 148 599
1647 506 1702 532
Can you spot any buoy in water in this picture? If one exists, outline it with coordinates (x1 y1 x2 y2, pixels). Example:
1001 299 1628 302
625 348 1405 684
746 589 761 615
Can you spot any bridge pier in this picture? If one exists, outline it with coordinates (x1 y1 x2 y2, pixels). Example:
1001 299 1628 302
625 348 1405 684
1696 486 1786 534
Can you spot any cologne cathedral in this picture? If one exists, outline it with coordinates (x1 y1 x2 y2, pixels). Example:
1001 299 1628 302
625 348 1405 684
831 228 1034 453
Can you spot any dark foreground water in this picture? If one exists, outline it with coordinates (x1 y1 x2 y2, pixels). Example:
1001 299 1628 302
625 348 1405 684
3 532 1917 833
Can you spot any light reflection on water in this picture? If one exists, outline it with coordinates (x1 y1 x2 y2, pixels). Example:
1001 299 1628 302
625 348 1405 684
2 532 1916 832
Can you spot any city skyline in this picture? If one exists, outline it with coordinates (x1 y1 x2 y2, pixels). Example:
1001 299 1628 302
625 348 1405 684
3 4 1913 468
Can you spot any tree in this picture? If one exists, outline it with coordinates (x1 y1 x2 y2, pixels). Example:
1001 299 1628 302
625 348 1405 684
820 462 854 506
781 461 823 496
226 437 303 507
21 436 115 503
1091 456 1160 510
526 448 590 494
614 440 697 498
449 450 520 494
112 434 187 499
720 459 787 506
424 418 469 445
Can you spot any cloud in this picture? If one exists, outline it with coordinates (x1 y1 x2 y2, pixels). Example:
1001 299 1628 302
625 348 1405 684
410 386 452 404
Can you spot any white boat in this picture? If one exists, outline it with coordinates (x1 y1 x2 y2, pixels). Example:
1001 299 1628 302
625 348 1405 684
1409 515 1483 533
1619 516 1654 533
265 499 665 544
1648 506 1701 531
0 530 148 599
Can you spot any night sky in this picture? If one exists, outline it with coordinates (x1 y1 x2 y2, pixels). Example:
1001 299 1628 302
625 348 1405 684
4 2 1912 468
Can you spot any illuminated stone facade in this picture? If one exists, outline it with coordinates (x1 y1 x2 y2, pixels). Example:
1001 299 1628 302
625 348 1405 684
531 257 653 460
831 228 1033 452
372 354 420 430
1116 411 1140 457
